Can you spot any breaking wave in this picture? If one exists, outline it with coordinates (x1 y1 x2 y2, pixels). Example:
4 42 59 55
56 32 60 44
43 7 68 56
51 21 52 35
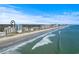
32 34 56 50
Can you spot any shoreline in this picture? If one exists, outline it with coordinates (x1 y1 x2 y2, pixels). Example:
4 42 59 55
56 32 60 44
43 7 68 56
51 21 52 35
0 27 57 53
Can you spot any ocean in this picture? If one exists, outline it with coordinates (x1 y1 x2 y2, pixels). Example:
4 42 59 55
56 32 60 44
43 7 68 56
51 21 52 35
3 25 79 54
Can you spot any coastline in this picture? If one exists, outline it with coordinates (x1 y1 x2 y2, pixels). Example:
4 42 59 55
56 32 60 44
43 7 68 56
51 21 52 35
0 25 70 54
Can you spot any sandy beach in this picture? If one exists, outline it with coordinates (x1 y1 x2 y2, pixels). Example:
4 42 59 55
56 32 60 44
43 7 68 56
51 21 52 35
0 27 59 48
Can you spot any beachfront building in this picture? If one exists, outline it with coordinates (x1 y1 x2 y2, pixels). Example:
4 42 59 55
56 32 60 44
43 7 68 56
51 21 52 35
0 23 61 37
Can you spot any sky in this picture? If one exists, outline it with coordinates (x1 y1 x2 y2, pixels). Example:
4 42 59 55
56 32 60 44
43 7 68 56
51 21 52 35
0 4 79 24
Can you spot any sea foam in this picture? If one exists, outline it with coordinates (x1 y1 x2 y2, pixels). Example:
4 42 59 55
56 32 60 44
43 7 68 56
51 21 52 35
32 34 56 50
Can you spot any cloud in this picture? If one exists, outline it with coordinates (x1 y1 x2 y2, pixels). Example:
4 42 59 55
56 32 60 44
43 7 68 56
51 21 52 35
0 6 37 24
0 5 79 24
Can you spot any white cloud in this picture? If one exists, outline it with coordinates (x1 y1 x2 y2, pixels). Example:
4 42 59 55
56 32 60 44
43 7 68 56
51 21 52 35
0 5 79 24
0 6 37 24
